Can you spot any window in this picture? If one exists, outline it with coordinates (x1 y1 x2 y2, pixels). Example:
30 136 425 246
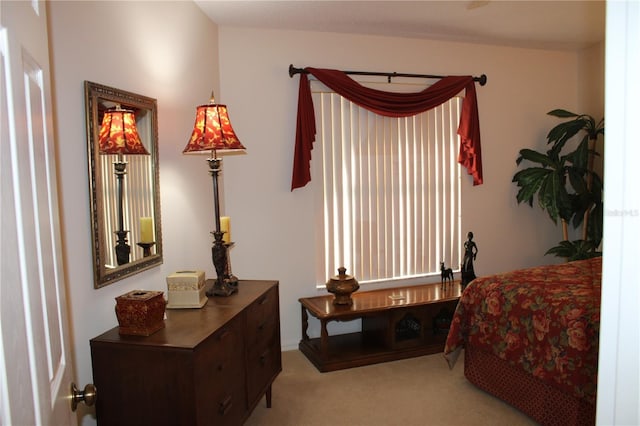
312 83 463 287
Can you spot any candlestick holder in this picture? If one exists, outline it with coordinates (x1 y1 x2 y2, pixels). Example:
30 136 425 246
114 160 130 266
225 242 238 289
137 242 156 257
208 231 237 297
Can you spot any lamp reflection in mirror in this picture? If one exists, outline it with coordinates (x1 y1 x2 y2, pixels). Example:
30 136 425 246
183 93 245 297
99 106 149 266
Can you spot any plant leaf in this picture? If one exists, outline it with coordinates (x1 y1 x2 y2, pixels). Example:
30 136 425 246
547 119 587 153
567 167 587 194
513 168 549 206
545 239 601 261
536 170 569 223
516 148 556 168
563 135 589 169
588 202 603 246
548 109 579 118
512 109 604 258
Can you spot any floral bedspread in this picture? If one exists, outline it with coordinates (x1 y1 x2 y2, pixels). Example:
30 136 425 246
444 257 602 405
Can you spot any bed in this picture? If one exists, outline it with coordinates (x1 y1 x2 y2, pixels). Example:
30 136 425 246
444 257 602 426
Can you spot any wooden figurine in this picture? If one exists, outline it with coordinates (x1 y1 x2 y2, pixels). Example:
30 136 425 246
461 231 478 289
440 262 453 290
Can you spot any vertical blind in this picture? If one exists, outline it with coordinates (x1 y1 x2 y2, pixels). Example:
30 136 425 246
313 87 463 286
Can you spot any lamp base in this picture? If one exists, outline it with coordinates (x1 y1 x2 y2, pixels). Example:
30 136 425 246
115 230 130 265
209 235 239 297
207 279 238 297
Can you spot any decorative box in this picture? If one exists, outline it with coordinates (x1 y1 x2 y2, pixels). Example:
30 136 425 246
115 290 166 336
166 270 207 309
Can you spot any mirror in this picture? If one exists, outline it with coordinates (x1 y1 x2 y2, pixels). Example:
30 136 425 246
85 81 163 288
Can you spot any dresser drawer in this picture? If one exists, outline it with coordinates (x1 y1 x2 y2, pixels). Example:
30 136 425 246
245 284 281 407
92 344 197 425
246 286 278 325
246 286 279 348
246 312 278 349
195 315 246 425
246 341 281 404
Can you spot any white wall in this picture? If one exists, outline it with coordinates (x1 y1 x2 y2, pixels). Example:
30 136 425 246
578 41 605 120
216 27 598 349
578 41 605 180
47 2 220 424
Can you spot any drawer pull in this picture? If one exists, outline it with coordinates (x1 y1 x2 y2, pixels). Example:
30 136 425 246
259 350 269 365
258 321 266 331
219 395 233 416
218 330 231 341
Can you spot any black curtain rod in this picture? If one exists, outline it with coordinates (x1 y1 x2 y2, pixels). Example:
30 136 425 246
289 64 487 86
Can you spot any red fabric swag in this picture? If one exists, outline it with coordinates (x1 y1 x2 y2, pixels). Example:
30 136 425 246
291 67 483 190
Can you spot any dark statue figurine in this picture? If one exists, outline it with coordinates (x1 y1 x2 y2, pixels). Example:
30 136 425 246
208 231 237 297
440 262 453 290
460 231 478 289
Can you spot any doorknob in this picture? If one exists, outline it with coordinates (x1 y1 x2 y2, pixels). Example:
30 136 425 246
71 382 97 411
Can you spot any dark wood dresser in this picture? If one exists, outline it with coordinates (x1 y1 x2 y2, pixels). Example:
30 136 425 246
90 280 281 426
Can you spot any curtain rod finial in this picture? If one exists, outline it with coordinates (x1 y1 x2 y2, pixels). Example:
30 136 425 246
289 64 307 78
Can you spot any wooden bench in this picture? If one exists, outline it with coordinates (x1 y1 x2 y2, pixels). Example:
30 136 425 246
299 282 461 372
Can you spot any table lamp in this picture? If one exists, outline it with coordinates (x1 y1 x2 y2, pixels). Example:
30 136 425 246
183 93 245 296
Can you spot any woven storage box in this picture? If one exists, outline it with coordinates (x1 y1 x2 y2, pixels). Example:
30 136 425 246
115 290 166 336
166 270 207 309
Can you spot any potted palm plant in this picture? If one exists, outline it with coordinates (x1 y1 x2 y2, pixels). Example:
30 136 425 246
512 109 604 261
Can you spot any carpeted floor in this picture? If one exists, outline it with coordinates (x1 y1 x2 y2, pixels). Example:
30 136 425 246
245 350 538 426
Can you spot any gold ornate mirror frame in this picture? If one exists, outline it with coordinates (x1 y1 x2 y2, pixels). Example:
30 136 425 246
85 81 163 288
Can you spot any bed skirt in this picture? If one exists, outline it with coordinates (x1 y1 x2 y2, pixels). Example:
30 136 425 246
464 346 595 426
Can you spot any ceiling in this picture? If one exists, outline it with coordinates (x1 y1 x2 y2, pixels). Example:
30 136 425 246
195 0 605 51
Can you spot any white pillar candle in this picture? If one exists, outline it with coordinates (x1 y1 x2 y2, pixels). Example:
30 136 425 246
220 216 231 243
140 217 153 243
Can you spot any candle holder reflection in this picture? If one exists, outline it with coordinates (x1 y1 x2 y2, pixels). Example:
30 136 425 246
98 106 150 266
137 242 156 257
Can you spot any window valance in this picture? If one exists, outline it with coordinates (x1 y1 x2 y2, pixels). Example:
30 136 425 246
291 67 483 190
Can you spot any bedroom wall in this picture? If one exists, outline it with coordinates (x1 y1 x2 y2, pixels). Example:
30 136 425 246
578 41 605 120
214 27 602 348
47 2 220 424
578 41 605 182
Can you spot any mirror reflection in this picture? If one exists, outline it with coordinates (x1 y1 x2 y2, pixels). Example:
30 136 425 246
85 81 163 288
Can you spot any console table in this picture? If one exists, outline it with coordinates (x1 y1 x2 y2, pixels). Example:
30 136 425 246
91 280 280 426
299 282 460 372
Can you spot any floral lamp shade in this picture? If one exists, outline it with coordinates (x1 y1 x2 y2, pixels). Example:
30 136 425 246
98 107 149 155
183 97 246 153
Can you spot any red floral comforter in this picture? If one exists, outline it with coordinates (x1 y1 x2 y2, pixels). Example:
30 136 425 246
444 257 602 405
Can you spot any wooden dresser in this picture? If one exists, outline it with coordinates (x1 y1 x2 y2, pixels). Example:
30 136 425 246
90 280 280 426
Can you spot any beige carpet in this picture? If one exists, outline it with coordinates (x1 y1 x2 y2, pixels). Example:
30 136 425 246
245 350 538 426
